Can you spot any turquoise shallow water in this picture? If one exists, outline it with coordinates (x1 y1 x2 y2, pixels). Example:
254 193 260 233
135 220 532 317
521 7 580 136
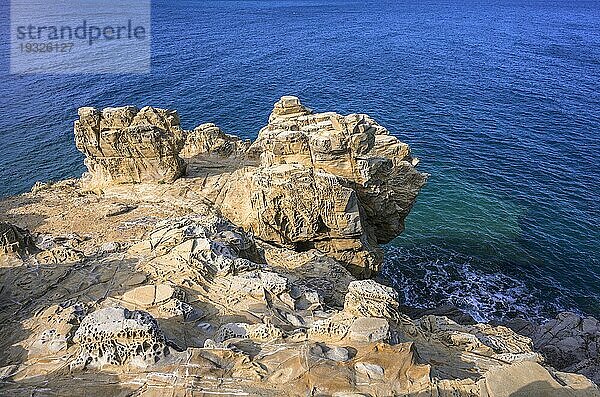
0 0 599 321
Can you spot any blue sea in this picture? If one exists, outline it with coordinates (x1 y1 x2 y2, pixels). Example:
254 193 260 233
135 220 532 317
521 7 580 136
0 0 599 322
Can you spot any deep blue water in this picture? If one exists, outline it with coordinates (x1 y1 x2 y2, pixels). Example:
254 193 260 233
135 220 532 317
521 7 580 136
0 0 599 322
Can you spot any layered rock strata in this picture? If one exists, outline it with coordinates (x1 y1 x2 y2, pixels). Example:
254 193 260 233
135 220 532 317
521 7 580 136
74 106 186 189
225 96 427 275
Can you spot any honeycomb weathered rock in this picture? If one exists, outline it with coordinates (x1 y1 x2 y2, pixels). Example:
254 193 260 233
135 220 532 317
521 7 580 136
343 280 400 319
71 307 168 370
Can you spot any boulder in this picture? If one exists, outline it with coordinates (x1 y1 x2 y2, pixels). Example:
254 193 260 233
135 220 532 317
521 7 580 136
180 123 250 158
343 280 400 319
71 307 168 370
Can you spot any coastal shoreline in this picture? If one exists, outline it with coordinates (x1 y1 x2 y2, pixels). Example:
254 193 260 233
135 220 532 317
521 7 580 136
0 97 598 395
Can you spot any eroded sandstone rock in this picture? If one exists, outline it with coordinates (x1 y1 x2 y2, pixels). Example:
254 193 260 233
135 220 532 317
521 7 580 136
74 106 186 190
251 96 427 243
36 246 84 264
30 301 89 357
132 214 261 283
416 315 541 364
0 196 599 395
213 96 427 276
71 307 168 370
76 97 426 276
180 123 251 158
343 280 401 319
0 222 36 256
1 101 594 395
507 312 600 384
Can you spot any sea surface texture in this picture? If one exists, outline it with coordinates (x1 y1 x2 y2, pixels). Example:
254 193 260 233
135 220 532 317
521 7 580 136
0 0 598 322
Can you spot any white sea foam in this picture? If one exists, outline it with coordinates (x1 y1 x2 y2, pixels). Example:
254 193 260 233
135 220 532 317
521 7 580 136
382 245 571 323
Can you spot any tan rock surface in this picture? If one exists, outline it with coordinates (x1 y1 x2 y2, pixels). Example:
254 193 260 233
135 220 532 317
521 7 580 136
0 99 597 396
72 97 427 276
180 122 251 158
0 188 598 396
74 106 186 190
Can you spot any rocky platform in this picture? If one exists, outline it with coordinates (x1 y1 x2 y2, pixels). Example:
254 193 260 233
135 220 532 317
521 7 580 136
0 97 598 396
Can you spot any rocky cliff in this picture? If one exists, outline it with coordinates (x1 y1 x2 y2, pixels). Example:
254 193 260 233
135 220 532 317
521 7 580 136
0 97 597 396
74 97 427 277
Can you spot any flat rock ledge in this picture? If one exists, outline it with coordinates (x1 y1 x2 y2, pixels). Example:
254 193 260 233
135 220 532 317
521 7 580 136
0 97 597 396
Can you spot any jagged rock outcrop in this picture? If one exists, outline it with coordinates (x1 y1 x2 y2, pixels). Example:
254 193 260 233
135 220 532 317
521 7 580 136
180 123 251 158
73 97 427 276
0 222 36 256
205 96 427 276
507 312 600 384
71 307 168 370
251 96 427 243
74 106 186 189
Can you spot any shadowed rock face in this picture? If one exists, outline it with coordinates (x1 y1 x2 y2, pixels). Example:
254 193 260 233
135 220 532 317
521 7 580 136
73 97 427 276
0 222 36 256
74 106 186 189
506 312 600 385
